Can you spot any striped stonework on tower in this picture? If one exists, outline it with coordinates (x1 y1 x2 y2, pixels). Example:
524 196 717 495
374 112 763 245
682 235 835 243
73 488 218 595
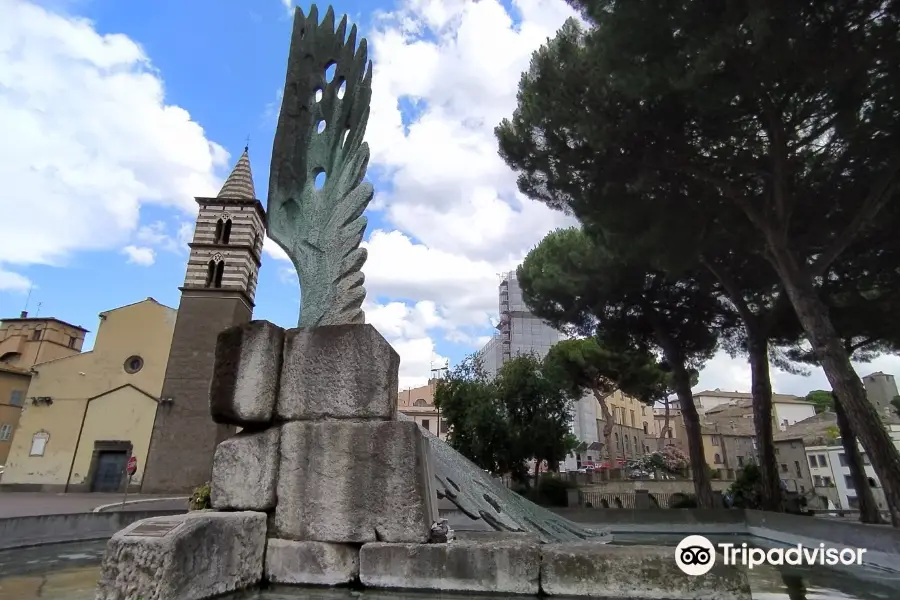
183 147 265 301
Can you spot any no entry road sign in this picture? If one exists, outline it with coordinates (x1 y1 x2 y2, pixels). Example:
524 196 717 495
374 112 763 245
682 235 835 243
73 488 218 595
126 456 138 476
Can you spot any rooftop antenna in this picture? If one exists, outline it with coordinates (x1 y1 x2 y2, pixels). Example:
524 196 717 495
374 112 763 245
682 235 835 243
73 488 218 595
20 285 34 318
35 302 43 317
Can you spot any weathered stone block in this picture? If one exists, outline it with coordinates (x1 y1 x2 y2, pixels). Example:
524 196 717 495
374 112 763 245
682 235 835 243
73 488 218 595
211 427 280 511
265 539 359 585
95 511 266 600
540 543 751 599
359 540 540 594
276 324 399 420
274 420 435 543
210 320 284 426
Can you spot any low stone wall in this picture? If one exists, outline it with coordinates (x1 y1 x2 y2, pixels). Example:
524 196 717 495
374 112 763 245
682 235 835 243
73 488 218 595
552 508 749 535
0 509 185 550
580 479 733 495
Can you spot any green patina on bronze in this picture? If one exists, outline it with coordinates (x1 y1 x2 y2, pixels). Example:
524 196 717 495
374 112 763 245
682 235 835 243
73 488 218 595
267 4 373 327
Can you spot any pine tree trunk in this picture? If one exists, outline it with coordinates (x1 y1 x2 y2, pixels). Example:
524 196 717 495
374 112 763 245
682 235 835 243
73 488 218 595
768 246 900 527
746 335 783 512
658 398 672 441
648 311 715 507
670 364 715 508
834 396 885 524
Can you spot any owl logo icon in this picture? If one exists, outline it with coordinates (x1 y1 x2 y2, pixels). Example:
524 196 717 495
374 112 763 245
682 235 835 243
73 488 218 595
675 535 716 576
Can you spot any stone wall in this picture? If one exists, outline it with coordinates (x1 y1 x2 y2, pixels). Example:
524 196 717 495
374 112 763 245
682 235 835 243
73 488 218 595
581 479 733 495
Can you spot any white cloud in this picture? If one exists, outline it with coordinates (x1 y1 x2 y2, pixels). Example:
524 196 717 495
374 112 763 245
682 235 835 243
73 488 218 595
0 0 227 279
0 268 32 293
121 245 155 266
134 220 194 255
364 299 450 389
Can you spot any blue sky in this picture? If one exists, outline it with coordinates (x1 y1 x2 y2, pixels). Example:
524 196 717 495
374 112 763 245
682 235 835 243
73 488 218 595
1 0 897 394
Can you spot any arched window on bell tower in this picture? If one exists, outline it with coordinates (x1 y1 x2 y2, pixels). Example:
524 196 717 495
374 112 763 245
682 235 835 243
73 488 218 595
214 260 225 288
205 254 226 289
214 218 233 244
205 260 216 288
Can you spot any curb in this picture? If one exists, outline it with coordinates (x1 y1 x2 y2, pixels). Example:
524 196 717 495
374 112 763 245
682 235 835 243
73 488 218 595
93 496 189 513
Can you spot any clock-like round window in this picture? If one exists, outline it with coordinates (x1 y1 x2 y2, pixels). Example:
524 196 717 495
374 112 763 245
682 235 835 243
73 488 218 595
124 355 144 374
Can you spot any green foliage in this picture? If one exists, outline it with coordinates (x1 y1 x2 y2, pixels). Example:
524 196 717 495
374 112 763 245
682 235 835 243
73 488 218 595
189 482 211 511
434 353 574 482
495 353 575 474
434 355 519 478
516 226 721 507
498 0 900 516
544 337 670 405
806 390 836 414
892 397 900 419
728 463 763 510
516 229 723 372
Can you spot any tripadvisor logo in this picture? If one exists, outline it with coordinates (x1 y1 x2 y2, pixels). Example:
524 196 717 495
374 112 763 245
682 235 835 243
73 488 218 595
675 535 867 576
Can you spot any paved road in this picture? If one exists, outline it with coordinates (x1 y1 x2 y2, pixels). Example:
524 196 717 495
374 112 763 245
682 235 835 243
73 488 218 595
0 493 187 518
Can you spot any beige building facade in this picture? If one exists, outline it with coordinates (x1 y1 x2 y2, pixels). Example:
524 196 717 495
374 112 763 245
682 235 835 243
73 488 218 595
0 315 87 367
1 299 176 492
0 316 86 465
0 365 31 465
398 379 447 440
773 437 816 495
694 389 816 430
590 391 678 465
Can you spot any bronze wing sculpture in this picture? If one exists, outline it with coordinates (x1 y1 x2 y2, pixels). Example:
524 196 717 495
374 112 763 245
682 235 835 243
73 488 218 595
268 5 373 327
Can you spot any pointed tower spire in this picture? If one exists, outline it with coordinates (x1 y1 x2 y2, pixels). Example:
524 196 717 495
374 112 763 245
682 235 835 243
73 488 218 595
217 147 257 200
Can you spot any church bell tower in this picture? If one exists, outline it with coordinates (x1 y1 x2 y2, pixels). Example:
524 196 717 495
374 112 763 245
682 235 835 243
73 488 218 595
141 147 265 493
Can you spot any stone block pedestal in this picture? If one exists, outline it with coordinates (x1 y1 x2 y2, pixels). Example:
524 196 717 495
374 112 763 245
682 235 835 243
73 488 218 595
359 540 541 595
540 543 751 599
265 539 360 586
277 324 400 420
273 420 436 543
95 511 267 600
211 427 280 511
